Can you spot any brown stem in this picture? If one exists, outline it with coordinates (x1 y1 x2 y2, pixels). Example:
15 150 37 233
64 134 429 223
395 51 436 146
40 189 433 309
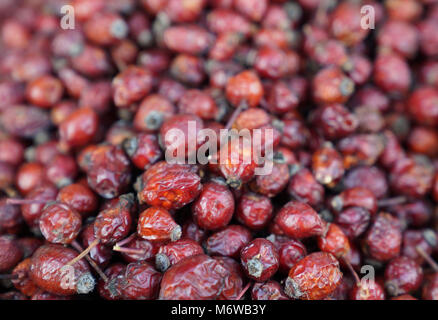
114 233 136 248
377 196 407 207
67 238 100 266
224 102 248 130
112 245 146 256
416 246 438 272
343 258 361 286
71 240 108 283
235 282 251 300
6 198 48 205
0 274 18 280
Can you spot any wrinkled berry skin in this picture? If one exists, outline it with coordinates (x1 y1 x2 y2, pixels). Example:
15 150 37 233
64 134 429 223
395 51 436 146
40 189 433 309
11 258 38 297
350 281 386 300
206 225 252 258
57 183 98 218
422 273 438 300
285 252 342 300
288 168 324 208
29 244 94 296
156 239 204 272
317 223 350 259
21 183 58 231
39 202 82 244
226 70 264 108
137 206 181 242
277 239 307 274
334 207 370 239
123 133 162 170
81 224 112 267
94 195 133 244
159 254 230 300
98 263 126 300
364 213 402 262
251 280 289 300
112 66 153 108
85 144 132 199
384 256 423 296
213 256 244 300
59 107 99 148
193 182 234 230
240 238 279 282
236 192 273 230
274 201 325 239
117 262 162 300
0 198 23 235
138 162 202 210
0 236 23 272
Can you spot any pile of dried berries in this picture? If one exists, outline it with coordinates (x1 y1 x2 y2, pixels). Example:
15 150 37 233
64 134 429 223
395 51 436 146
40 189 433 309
0 0 438 301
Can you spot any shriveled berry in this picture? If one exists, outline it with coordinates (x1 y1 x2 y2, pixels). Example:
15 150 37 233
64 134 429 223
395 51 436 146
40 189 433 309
137 207 181 242
192 181 234 230
240 238 279 282
274 201 325 239
384 256 423 296
39 202 82 244
285 252 342 300
206 225 252 258
155 239 203 272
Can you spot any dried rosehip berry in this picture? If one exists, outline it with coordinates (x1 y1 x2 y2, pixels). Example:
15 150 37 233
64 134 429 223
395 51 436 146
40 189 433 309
330 187 377 216
59 107 99 148
26 75 63 109
117 261 162 300
39 202 82 244
225 70 264 108
80 224 112 267
94 194 134 245
11 258 38 297
252 280 289 300
287 168 324 208
137 207 181 242
137 162 202 210
364 213 402 262
159 254 230 300
163 25 212 55
57 183 98 218
113 66 153 108
334 207 371 240
285 252 342 300
277 239 307 274
15 162 45 195
192 181 234 230
374 53 411 95
206 225 252 258
384 256 423 296
313 67 355 105
274 201 325 239
317 223 350 258
155 238 203 272
329 1 368 46
311 104 358 140
236 192 273 230
350 280 386 300
123 133 161 170
0 236 22 272
241 238 279 282
29 244 95 295
312 144 345 186
85 144 132 199
21 183 58 231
